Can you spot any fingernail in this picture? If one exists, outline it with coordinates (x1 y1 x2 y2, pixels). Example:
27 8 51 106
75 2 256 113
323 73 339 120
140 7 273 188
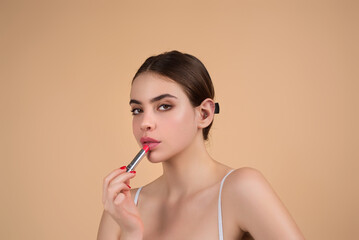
126 184 131 189
130 171 136 174
120 166 126 170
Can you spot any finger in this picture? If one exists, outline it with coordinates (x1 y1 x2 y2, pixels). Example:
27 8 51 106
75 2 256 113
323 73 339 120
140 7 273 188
102 167 127 200
106 182 131 202
110 171 136 185
113 192 126 206
108 173 135 200
103 166 127 189
122 178 133 196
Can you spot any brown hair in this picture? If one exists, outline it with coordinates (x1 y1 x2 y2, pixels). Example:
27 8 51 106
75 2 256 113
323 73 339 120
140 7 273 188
132 50 215 140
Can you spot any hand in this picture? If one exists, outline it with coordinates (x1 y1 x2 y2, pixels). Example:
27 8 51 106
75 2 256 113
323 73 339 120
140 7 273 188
102 167 144 238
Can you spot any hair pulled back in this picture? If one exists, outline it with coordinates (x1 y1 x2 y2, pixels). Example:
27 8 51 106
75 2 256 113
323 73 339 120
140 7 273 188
132 50 215 140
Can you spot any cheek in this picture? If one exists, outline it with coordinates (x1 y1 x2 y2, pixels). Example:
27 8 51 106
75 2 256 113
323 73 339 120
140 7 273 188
162 109 197 142
132 118 142 142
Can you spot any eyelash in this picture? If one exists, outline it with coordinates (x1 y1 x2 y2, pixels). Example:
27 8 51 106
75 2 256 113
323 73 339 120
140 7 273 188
131 108 142 115
158 104 172 111
131 104 173 116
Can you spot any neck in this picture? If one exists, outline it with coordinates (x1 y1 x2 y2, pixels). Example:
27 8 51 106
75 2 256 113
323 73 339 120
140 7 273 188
160 136 219 200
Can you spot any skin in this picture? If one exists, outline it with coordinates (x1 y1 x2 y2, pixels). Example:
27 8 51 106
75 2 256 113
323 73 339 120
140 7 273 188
97 72 305 240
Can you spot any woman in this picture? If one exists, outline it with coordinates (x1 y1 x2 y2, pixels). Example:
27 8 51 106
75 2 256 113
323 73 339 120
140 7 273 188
97 51 304 240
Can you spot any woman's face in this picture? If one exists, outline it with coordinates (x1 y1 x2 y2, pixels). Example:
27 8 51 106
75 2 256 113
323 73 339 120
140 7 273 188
130 72 199 163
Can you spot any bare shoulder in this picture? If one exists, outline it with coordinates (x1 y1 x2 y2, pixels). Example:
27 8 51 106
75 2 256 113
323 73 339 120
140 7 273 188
228 167 264 179
222 167 305 239
225 167 268 191
223 167 274 206
223 167 278 212
223 167 280 212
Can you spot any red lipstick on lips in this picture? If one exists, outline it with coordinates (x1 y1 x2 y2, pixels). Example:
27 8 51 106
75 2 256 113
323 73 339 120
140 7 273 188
140 137 161 150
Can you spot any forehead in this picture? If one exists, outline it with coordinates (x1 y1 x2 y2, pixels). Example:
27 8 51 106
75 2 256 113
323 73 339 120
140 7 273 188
130 72 187 100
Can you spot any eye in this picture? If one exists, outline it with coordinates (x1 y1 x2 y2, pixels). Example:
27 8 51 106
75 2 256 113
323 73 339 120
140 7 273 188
131 108 142 115
158 104 172 111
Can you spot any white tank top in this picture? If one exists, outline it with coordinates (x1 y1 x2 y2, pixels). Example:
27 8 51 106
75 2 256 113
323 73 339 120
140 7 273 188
134 170 234 240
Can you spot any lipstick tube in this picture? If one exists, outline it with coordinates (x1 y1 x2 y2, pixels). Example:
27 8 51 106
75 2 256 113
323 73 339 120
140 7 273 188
126 145 150 172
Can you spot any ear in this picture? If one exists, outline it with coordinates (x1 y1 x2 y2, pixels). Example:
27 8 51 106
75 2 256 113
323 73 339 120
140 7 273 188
196 98 215 129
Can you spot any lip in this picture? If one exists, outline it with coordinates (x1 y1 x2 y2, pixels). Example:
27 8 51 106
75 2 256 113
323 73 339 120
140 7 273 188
140 137 161 150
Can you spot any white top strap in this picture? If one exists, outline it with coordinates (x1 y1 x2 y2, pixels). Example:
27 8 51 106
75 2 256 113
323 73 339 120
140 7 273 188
218 170 235 240
134 186 143 206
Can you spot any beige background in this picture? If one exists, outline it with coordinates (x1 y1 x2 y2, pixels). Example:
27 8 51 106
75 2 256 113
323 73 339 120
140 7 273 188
1 0 358 239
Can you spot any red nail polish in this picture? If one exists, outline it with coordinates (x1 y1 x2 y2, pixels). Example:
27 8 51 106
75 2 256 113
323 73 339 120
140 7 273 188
130 171 136 174
120 166 126 170
126 184 131 189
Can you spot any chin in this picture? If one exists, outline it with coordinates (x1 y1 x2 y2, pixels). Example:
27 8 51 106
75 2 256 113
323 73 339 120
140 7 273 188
147 149 180 164
146 152 166 163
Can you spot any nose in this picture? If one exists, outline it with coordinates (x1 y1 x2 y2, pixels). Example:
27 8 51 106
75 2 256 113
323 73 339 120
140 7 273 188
140 111 156 132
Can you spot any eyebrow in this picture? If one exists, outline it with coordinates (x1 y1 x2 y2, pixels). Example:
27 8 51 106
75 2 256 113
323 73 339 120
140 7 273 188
129 94 178 105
